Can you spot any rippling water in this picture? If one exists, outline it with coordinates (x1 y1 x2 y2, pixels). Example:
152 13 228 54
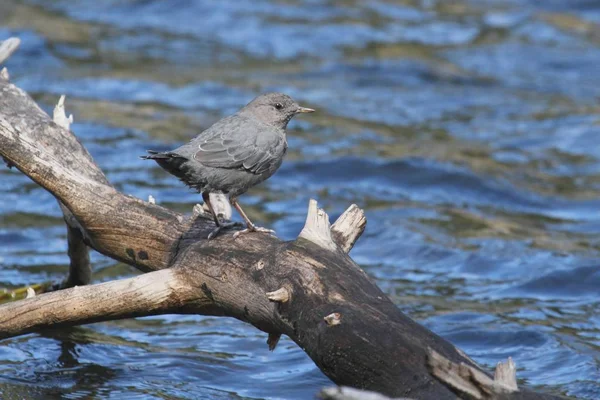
1 1 600 398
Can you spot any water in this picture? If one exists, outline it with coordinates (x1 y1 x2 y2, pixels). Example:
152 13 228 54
1 0 600 398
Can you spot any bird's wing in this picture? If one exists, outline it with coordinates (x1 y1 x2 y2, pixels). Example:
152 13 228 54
192 115 285 175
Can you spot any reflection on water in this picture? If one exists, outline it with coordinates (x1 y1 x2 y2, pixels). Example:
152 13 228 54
1 0 600 398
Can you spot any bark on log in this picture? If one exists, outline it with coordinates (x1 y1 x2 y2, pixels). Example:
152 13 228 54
0 38 564 399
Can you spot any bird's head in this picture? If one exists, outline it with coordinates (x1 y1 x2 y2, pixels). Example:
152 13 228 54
241 92 314 129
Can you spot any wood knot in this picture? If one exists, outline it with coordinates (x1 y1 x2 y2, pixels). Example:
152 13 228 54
266 287 290 303
324 312 341 326
267 333 281 351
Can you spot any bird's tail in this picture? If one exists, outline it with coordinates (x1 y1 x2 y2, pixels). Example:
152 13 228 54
140 150 174 160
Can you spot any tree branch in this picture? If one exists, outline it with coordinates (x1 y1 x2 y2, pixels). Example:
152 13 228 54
0 270 200 339
299 199 338 251
331 204 366 253
0 78 184 271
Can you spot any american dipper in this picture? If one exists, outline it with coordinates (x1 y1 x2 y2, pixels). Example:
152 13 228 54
141 92 314 239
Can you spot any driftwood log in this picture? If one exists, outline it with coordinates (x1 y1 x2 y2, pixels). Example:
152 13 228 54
0 38 564 399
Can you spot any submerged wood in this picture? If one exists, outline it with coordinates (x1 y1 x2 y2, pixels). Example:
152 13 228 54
0 38 563 400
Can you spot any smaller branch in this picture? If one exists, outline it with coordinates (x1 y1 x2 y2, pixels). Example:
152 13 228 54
0 37 20 65
331 204 366 253
494 358 517 391
209 193 232 220
53 95 74 130
323 312 342 326
427 348 519 400
192 203 204 218
299 199 337 251
266 287 290 303
267 333 281 351
192 193 231 221
0 269 196 339
63 225 92 287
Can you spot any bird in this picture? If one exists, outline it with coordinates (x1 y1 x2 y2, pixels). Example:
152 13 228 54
141 92 315 239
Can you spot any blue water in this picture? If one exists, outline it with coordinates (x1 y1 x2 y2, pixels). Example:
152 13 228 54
1 0 600 398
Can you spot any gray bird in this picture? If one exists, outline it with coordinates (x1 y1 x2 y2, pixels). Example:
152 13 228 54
141 92 314 239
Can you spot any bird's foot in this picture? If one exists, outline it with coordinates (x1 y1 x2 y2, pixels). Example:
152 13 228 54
233 225 275 239
207 221 237 240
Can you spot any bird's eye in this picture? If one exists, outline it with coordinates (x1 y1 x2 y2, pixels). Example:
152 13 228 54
274 103 283 110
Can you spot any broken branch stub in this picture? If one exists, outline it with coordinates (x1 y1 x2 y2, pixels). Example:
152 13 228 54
323 312 342 326
53 95 74 130
206 193 232 220
426 349 559 400
495 358 518 392
331 204 366 253
267 333 281 351
25 287 35 299
0 37 20 65
266 287 290 303
0 37 20 83
298 199 338 251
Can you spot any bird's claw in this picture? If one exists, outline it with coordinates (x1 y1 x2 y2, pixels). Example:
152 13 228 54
207 227 221 240
207 221 237 240
233 226 276 239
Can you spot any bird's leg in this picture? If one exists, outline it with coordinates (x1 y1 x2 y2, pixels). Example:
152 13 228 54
202 192 221 226
230 197 275 238
202 192 235 239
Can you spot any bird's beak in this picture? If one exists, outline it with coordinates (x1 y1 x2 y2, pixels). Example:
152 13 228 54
296 106 315 113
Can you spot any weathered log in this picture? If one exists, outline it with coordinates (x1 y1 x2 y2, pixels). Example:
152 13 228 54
0 38 563 399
